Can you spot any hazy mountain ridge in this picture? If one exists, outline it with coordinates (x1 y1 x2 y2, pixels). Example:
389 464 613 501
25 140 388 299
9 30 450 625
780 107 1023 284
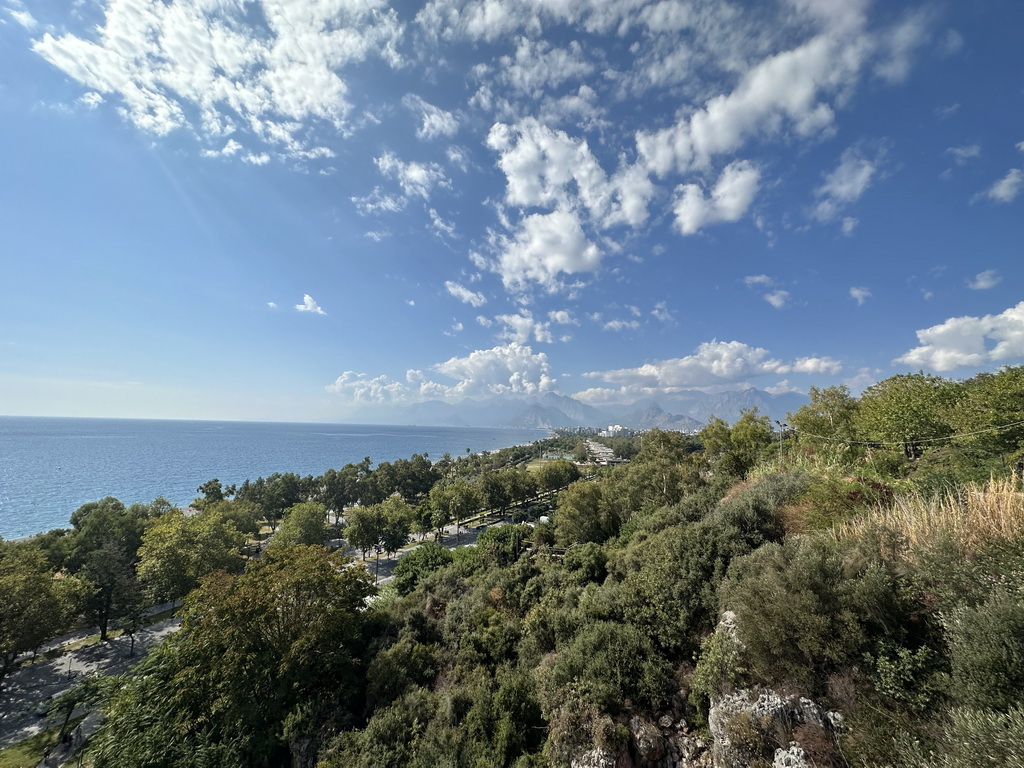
395 388 808 430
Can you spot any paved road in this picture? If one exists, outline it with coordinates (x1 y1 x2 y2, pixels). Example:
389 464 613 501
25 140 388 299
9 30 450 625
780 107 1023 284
0 617 180 749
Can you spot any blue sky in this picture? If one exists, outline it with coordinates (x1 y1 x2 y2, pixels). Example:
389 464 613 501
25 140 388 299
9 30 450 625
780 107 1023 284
1 0 1021 423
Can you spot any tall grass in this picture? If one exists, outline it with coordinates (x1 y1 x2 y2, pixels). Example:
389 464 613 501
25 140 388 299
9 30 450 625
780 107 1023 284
834 475 1024 555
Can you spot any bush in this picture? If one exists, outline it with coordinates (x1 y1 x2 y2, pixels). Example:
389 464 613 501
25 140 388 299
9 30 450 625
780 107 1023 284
392 542 454 596
721 537 917 692
947 589 1024 711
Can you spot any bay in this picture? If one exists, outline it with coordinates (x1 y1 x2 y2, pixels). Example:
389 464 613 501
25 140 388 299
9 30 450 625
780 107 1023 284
0 416 548 539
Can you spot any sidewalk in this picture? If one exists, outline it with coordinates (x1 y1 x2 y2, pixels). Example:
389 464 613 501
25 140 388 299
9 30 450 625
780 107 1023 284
0 616 180 749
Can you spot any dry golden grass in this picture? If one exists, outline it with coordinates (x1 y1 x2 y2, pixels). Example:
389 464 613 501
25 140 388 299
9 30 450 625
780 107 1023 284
834 474 1024 555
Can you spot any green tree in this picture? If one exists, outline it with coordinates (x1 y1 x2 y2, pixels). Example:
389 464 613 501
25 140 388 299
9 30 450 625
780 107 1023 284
0 547 83 689
555 481 618 546
346 497 414 581
89 546 375 767
428 479 482 543
951 366 1024 459
535 459 582 494
391 541 454 595
136 508 245 603
788 385 860 458
272 501 329 548
856 373 961 459
194 478 226 509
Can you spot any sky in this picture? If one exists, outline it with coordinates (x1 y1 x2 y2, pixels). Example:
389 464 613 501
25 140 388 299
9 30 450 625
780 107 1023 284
0 0 1022 423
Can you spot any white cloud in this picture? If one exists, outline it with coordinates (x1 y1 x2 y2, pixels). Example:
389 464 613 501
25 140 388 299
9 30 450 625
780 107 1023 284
841 217 858 235
744 274 774 287
849 286 871 306
201 139 243 158
968 269 1001 290
487 118 654 229
495 311 552 343
242 153 270 166
603 319 640 332
429 208 457 239
788 356 843 375
432 343 556 397
946 144 980 166
295 294 325 315
267 301 277 309
576 340 843 403
491 208 602 293
351 187 406 215
764 290 790 309
636 22 870 176
812 144 880 222
445 280 486 307
500 37 594 97
548 310 576 325
79 92 105 109
33 0 404 151
403 94 459 140
985 168 1024 204
651 301 673 323
895 301 1024 371
375 151 450 199
7 7 37 29
673 160 760 235
326 342 556 403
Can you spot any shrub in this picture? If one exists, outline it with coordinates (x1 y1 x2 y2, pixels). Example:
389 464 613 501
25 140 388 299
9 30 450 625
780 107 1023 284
947 589 1024 711
391 542 454 595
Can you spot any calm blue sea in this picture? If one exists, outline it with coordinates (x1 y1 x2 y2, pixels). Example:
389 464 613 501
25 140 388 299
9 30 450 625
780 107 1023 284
0 417 548 539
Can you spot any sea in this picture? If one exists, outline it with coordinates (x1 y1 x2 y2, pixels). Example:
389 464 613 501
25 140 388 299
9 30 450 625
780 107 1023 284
0 416 549 540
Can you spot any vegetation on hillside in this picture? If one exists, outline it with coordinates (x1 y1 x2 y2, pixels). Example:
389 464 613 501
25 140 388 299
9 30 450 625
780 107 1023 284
2 367 1023 766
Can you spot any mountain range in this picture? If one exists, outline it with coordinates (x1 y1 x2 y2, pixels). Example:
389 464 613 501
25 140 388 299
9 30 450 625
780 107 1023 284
394 388 808 431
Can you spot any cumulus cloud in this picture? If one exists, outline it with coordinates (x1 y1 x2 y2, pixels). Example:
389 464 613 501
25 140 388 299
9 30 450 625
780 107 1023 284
744 274 774 287
445 280 486 307
673 160 760 235
968 269 1001 290
850 286 871 306
487 118 654 229
403 94 459 139
33 0 403 152
326 343 556 403
895 301 1024 371
575 341 843 402
985 168 1023 203
495 311 552 343
764 290 790 309
548 310 576 325
491 208 602 293
295 294 325 315
375 151 450 199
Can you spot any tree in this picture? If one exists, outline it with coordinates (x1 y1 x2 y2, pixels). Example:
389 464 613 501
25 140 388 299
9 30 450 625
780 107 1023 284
391 542 454 595
788 385 860 459
0 547 82 689
272 501 329 548
67 497 157 640
89 547 375 767
136 508 245 603
262 473 303 530
194 478 226 509
428 479 482 543
699 410 773 477
346 497 414 581
535 459 581 494
951 366 1024 460
856 373 961 459
555 481 618 546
